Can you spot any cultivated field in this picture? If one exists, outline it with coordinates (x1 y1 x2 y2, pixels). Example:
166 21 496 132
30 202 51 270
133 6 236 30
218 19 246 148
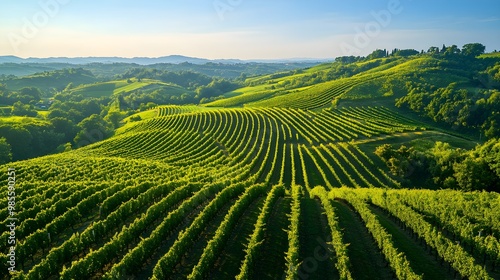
1 104 498 279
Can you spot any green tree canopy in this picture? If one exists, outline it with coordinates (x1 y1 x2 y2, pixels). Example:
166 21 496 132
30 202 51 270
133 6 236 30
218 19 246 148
11 101 38 117
462 43 486 57
0 137 12 164
18 87 42 101
104 111 126 129
367 49 387 60
0 125 33 160
50 117 78 143
444 45 461 56
74 114 114 148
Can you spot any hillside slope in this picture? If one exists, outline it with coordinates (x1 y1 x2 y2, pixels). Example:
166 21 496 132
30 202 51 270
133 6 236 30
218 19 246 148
205 54 499 112
1 50 500 280
68 78 193 98
3 68 98 93
1 104 498 279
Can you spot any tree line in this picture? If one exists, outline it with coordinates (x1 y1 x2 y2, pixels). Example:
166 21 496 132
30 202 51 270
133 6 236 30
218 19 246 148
0 90 115 163
375 138 500 192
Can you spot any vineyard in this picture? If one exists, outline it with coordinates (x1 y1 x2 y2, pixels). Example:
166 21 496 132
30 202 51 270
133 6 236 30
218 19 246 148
1 104 499 280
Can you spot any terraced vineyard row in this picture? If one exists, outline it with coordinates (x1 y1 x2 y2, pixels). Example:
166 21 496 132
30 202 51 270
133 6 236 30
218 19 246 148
330 188 499 280
1 105 497 279
72 106 417 194
247 73 385 110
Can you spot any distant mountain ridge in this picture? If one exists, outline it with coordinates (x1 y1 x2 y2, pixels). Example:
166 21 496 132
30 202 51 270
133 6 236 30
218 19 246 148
0 55 331 65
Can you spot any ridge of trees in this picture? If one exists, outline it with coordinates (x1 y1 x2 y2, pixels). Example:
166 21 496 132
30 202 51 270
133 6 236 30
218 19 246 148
375 138 500 192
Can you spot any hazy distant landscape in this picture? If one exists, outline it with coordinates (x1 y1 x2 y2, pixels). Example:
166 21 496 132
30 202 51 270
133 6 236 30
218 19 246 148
1 1 500 279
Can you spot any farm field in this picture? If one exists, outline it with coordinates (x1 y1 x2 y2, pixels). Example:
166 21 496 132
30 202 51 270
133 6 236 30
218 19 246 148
1 0 499 277
1 103 498 280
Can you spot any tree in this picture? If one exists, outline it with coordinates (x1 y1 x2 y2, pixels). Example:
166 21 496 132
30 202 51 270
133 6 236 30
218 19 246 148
474 138 500 179
375 144 396 161
79 99 103 117
392 49 419 57
129 115 142 122
5 87 42 104
18 87 41 102
11 101 38 117
74 114 113 148
50 117 78 143
104 111 126 129
48 108 71 119
335 56 361 63
0 137 12 164
453 139 500 192
139 102 156 111
55 142 72 153
64 142 72 152
462 43 486 57
444 45 461 56
367 49 387 60
0 84 10 105
483 118 500 139
427 46 440 54
441 44 447 53
0 125 33 160
429 142 463 188
454 157 496 191
29 128 64 156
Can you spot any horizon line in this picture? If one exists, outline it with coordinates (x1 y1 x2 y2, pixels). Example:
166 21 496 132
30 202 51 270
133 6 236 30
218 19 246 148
0 54 335 61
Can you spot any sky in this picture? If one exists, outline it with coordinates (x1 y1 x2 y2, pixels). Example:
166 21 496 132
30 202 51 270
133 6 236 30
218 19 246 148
0 0 499 59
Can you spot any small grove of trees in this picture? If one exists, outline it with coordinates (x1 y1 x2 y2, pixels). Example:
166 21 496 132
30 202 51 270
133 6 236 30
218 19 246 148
368 48 421 59
461 43 486 57
74 114 114 148
0 122 64 161
0 113 115 163
11 101 38 117
375 144 430 183
104 111 127 129
0 93 117 162
196 79 241 99
365 48 420 60
396 83 500 139
453 139 500 191
375 139 500 192
0 85 42 105
361 43 486 61
0 137 12 164
430 43 486 57
46 94 116 148
120 88 195 109
49 94 106 123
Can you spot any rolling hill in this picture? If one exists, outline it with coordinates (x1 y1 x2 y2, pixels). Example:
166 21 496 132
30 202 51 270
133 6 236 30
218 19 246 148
0 57 324 79
205 55 490 110
1 51 499 280
2 68 98 93
68 79 193 99
1 102 498 279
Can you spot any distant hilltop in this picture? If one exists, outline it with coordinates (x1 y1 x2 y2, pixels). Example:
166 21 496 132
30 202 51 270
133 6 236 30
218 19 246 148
0 55 331 65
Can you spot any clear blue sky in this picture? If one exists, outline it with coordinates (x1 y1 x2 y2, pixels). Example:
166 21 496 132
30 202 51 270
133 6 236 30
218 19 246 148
1 0 499 59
